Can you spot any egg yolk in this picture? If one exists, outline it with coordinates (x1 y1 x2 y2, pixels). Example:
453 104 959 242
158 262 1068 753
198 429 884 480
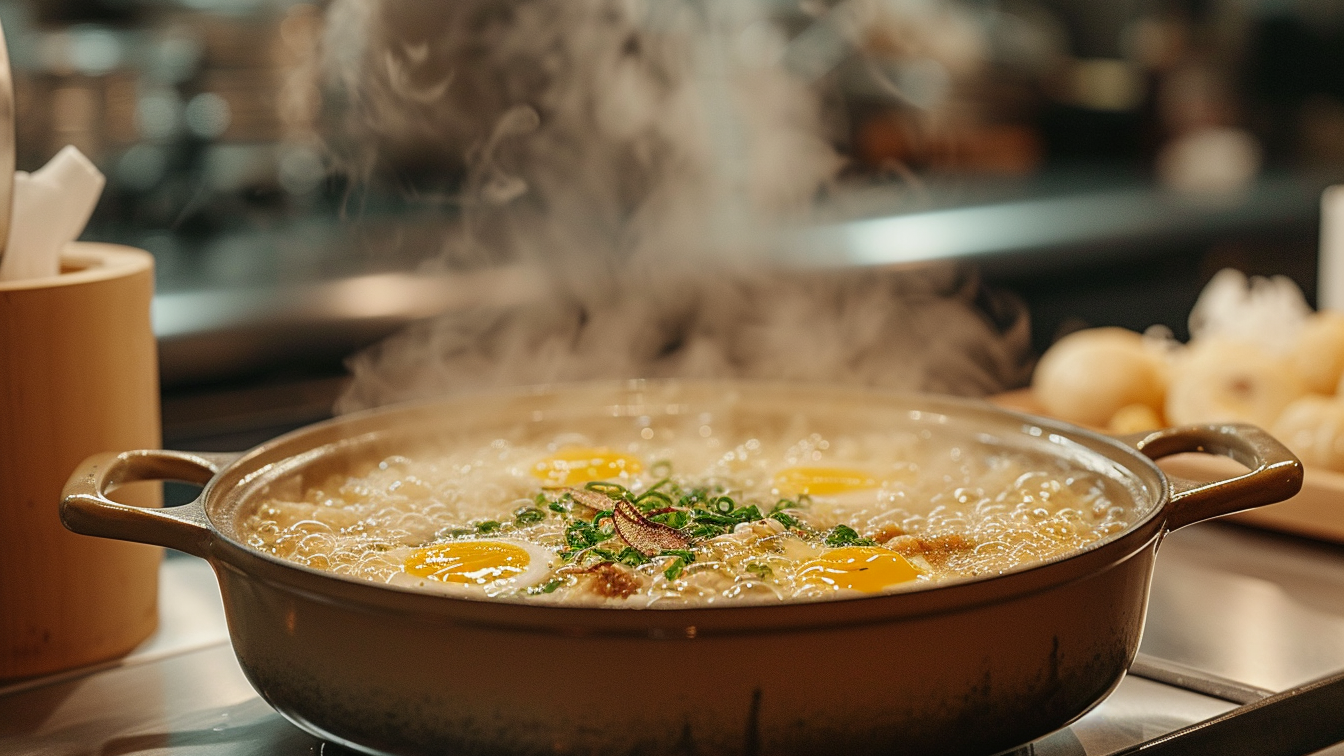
775 467 880 496
532 447 642 486
797 547 919 593
404 541 532 586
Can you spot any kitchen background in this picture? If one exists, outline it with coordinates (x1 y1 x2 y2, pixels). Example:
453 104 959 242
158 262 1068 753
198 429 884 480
7 0 1344 457
9 6 1344 754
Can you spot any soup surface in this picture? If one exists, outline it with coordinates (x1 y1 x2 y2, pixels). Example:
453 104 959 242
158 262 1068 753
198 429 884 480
242 406 1135 606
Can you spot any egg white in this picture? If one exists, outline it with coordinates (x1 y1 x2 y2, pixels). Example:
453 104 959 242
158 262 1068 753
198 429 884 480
386 539 556 597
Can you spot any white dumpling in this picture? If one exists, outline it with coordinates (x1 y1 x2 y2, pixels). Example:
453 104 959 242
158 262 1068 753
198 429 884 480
1288 311 1344 395
1272 395 1344 472
1032 328 1166 427
1165 339 1304 428
1107 403 1164 434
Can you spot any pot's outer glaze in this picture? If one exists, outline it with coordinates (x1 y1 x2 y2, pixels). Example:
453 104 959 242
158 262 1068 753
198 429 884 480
60 381 1303 756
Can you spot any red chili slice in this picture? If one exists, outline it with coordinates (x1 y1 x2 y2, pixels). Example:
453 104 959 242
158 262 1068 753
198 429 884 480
612 500 690 556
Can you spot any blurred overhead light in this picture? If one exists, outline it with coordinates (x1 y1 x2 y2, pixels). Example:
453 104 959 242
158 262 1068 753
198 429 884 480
279 145 325 195
137 90 183 140
116 144 168 191
1067 59 1143 111
185 93 231 139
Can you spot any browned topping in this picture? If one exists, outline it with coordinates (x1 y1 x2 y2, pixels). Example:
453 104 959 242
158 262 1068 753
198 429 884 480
566 488 615 518
582 563 643 598
871 524 906 543
612 500 690 556
883 536 919 553
886 533 977 566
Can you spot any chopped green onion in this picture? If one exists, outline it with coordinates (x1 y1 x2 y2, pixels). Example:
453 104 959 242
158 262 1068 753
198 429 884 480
585 481 632 500
680 488 710 508
634 489 674 509
770 511 800 528
565 520 612 549
527 579 563 595
663 558 685 581
659 548 696 563
825 524 876 547
687 523 728 540
651 460 673 477
692 512 737 527
713 497 735 515
746 563 773 580
476 520 502 534
617 547 650 566
514 507 546 526
649 510 690 529
732 505 763 523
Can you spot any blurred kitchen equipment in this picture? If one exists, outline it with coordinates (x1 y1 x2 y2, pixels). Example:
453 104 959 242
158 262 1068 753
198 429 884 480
0 16 13 272
1319 185 1344 311
60 381 1301 756
0 243 161 679
0 7 158 679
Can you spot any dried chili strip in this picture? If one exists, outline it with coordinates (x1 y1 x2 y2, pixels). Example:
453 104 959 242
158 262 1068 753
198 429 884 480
612 500 690 556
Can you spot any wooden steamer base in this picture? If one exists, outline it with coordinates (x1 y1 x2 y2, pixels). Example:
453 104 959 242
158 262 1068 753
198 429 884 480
0 244 162 679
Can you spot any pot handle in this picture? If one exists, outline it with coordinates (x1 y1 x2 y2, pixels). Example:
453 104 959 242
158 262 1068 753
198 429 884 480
1125 424 1303 532
61 449 239 558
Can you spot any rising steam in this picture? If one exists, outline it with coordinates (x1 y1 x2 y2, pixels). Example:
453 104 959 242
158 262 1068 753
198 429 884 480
319 0 1031 412
337 266 1031 411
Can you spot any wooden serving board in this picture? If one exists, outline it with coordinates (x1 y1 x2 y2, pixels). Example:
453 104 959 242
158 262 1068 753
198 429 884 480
990 389 1344 543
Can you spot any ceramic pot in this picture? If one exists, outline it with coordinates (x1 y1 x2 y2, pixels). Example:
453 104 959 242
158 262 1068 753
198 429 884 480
60 381 1301 755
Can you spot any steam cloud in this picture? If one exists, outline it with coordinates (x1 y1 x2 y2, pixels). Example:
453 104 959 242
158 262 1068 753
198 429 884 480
320 0 1031 412
337 266 1031 411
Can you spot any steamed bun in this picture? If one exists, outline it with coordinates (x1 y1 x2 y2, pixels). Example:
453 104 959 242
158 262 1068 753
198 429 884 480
1032 328 1166 427
1165 339 1304 427
1290 311 1344 395
1108 403 1164 434
1272 394 1344 472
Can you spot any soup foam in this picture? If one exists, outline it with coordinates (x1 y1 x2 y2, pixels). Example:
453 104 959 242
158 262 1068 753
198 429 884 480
242 416 1133 607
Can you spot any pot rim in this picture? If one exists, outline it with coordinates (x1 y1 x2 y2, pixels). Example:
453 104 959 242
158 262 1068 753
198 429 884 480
62 378 1301 636
198 379 1173 630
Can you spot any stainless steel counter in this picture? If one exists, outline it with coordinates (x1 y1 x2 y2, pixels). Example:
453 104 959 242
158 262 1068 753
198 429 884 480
4 522 1344 755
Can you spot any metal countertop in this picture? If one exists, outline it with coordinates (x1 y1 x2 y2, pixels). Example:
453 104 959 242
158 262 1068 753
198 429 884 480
3 522 1344 755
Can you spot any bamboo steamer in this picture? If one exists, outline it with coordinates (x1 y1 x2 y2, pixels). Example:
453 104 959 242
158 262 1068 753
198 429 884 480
0 243 161 679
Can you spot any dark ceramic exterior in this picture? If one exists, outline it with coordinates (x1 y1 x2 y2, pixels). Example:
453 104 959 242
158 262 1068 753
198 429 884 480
60 381 1303 756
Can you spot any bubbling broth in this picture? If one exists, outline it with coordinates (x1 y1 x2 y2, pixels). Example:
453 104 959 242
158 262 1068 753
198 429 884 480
242 410 1136 607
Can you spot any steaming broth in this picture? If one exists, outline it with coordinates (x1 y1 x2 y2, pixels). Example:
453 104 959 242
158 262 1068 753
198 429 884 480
243 419 1134 606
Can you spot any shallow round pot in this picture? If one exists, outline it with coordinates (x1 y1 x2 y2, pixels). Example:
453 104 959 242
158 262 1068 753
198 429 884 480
60 381 1302 756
